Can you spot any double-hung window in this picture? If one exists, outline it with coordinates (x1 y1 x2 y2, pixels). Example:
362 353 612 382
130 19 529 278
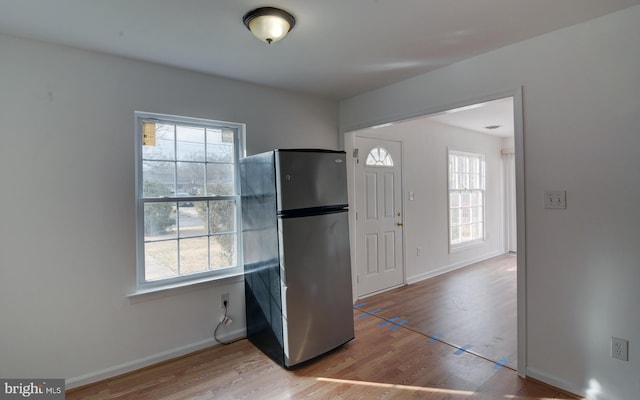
135 112 244 289
448 150 485 250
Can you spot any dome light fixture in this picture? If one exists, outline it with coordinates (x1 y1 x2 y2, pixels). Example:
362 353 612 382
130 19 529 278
243 7 296 44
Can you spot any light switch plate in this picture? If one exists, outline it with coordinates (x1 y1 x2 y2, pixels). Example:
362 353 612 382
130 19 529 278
544 190 566 209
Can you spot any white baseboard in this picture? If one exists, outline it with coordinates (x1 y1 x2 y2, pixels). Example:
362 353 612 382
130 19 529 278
527 368 611 400
406 250 505 285
66 328 246 390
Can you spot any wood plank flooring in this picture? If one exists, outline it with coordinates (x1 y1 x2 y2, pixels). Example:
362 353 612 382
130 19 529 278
67 289 580 399
357 254 517 369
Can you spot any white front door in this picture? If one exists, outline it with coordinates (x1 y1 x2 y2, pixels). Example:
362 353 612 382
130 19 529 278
354 137 404 297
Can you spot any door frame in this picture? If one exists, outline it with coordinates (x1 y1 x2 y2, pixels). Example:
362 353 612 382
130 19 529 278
343 87 526 378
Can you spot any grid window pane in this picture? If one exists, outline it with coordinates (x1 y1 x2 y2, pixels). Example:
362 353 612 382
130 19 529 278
176 126 205 162
209 200 237 234
448 150 485 248
177 162 205 195
178 201 207 238
206 164 234 195
145 241 178 281
211 234 237 269
143 161 175 197
450 192 460 208
143 123 175 160
179 237 209 275
206 128 234 163
144 203 176 238
138 113 241 287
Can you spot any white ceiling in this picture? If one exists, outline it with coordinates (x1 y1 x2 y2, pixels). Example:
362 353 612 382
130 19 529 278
354 97 514 139
1 0 639 101
429 97 514 138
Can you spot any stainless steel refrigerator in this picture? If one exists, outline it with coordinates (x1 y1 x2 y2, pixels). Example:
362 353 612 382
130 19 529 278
240 149 355 368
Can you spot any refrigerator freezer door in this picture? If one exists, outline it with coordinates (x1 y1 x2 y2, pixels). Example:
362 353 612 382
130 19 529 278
279 210 354 367
275 150 348 212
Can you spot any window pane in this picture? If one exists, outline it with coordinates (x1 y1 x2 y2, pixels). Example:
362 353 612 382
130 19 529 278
143 123 175 160
457 156 466 172
472 206 483 223
143 161 175 197
469 157 479 173
365 147 393 166
209 200 236 234
472 223 483 240
206 164 235 195
448 151 485 247
178 201 207 238
144 203 176 237
137 113 241 286
176 125 205 161
178 237 209 275
450 192 460 208
461 224 472 242
177 162 205 195
145 241 178 281
451 226 460 244
461 192 471 207
206 128 234 163
211 234 237 269
450 208 460 226
472 191 483 206
461 207 471 224
469 173 479 189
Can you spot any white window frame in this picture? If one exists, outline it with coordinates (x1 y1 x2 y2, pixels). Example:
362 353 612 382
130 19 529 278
134 111 245 291
447 149 486 252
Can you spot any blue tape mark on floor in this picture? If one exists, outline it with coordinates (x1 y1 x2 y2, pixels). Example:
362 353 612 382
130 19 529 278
358 308 382 318
493 358 508 369
353 302 367 308
427 334 442 343
379 317 400 326
454 344 473 355
389 320 408 331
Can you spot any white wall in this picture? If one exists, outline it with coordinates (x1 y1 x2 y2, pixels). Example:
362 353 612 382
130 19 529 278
0 34 338 387
340 5 640 400
352 119 505 284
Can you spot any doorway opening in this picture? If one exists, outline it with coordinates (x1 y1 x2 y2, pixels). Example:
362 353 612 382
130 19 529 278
345 93 523 373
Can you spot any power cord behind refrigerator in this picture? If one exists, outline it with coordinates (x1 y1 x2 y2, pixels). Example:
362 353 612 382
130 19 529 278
214 301 242 345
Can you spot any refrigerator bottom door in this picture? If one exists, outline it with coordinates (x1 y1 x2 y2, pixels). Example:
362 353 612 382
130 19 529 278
279 211 354 367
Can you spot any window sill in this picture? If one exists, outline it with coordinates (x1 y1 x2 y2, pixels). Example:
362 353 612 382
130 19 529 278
127 271 244 303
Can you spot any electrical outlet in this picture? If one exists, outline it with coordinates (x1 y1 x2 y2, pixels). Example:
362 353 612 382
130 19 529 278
221 293 229 308
611 337 629 361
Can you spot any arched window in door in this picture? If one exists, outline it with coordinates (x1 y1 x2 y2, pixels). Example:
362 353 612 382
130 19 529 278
365 147 394 166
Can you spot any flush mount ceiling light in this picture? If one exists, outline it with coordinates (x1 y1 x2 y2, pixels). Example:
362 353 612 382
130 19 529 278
243 7 296 44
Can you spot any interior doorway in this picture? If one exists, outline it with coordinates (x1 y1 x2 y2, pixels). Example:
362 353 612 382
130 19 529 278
345 93 523 372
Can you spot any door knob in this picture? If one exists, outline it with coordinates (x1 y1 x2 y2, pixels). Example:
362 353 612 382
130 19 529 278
397 222 404 227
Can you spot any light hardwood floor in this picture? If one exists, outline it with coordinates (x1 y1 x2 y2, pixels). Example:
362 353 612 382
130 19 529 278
357 253 517 368
67 255 580 399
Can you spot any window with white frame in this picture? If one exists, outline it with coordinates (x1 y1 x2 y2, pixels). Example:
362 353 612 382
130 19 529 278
135 112 243 288
448 150 485 249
